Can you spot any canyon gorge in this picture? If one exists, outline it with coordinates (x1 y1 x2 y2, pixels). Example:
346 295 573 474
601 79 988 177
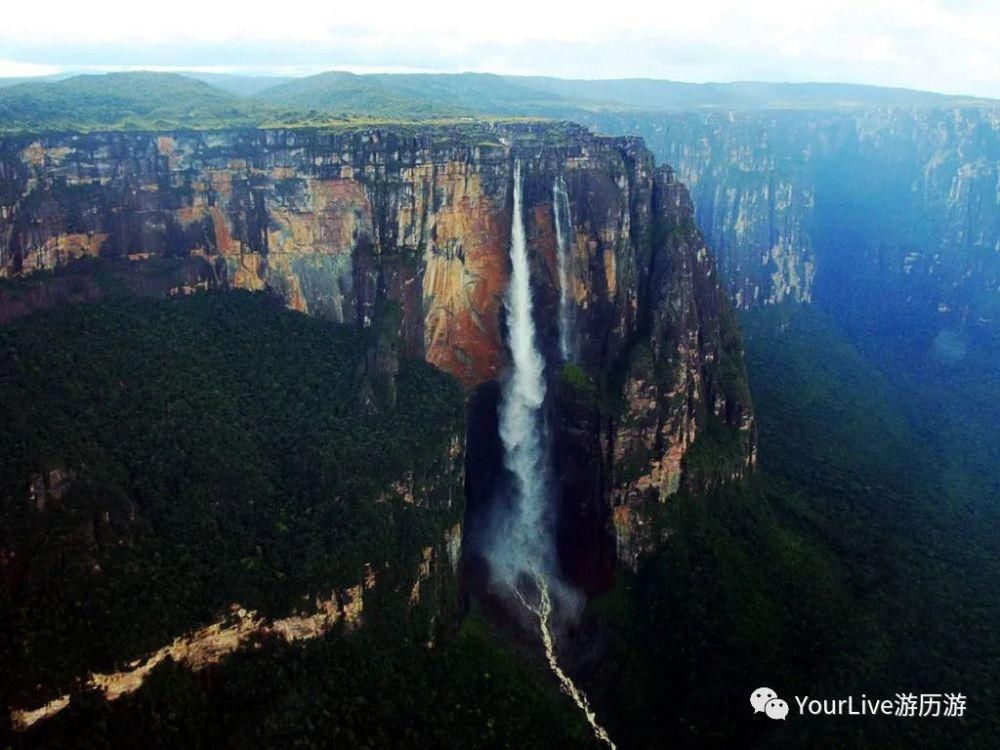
0 121 755 589
1 71 997 748
0 120 755 738
580 108 998 340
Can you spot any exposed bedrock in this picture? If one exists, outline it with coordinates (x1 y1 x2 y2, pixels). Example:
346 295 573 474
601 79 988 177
0 122 755 585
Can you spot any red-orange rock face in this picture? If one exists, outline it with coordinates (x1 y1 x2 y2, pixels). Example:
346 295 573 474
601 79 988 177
399 162 508 388
0 123 755 576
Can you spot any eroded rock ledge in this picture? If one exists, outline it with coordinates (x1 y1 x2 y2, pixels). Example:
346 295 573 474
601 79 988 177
11 581 367 731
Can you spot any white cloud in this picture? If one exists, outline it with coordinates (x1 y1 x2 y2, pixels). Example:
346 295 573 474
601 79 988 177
0 0 996 96
0 59 60 78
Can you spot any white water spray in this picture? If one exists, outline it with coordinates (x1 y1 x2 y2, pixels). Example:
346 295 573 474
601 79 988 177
553 176 575 362
490 161 554 586
491 162 617 750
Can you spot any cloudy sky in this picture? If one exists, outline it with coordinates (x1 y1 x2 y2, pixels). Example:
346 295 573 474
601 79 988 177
2 0 997 97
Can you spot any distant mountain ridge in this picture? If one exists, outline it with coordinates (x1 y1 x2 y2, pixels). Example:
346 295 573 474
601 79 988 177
1 70 995 132
0 72 278 131
506 76 994 110
251 71 604 119
249 71 994 115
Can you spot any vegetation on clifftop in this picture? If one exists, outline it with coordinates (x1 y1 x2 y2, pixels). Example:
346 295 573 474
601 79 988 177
0 71 561 133
6 70 988 134
0 72 283 132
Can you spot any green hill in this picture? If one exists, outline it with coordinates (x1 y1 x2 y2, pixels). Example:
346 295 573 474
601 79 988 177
0 72 284 132
1 70 994 133
254 70 456 119
253 72 994 116
253 70 600 118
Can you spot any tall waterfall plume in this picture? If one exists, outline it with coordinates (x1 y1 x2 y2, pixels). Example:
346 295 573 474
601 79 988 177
490 161 616 750
553 176 575 362
488 160 554 587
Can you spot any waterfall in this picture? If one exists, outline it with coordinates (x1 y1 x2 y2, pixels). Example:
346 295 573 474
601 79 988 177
490 160 554 586
491 161 616 750
553 176 574 362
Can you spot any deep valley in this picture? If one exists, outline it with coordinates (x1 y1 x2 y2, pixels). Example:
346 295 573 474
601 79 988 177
0 70 997 749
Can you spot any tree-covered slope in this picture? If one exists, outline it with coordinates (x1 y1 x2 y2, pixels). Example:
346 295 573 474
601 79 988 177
17 609 601 750
0 292 465 710
0 291 600 750
2 70 994 133
0 72 283 132
253 73 993 118
252 70 457 119
253 71 600 119
583 305 999 749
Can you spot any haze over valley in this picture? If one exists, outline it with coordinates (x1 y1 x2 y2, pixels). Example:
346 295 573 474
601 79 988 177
1 6 997 747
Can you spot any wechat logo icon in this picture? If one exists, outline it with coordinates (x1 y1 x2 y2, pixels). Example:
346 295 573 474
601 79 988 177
751 687 789 720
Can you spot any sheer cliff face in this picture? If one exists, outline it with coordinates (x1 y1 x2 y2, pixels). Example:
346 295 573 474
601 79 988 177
585 108 999 332
0 127 515 388
0 123 754 580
